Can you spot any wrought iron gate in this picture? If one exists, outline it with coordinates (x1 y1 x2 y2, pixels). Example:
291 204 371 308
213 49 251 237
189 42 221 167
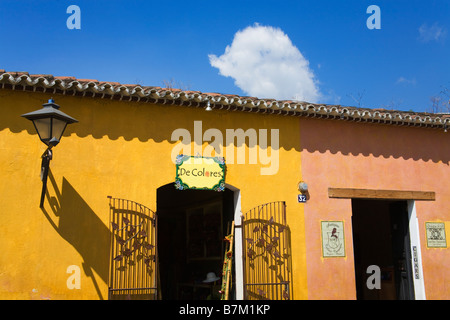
242 201 292 300
108 196 159 300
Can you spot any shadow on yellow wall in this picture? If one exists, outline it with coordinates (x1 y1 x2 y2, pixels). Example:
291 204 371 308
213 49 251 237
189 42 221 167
5 91 296 152
5 91 448 165
41 169 110 299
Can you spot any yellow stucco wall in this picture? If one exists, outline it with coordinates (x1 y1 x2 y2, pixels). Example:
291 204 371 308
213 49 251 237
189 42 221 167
0 90 307 299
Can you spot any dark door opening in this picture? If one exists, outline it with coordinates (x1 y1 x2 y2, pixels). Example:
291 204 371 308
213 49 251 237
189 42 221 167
352 199 415 300
157 184 235 300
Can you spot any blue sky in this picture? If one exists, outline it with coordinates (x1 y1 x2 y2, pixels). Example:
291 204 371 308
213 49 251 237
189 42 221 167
0 0 449 112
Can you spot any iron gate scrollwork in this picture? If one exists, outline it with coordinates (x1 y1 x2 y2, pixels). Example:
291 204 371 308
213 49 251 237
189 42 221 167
108 196 159 300
242 201 292 300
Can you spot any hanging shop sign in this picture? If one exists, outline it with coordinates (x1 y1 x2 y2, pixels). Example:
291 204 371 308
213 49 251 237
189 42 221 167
321 221 345 257
425 222 447 248
175 155 226 191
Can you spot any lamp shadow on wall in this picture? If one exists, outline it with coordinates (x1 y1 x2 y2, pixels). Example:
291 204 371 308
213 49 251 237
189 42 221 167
40 169 110 300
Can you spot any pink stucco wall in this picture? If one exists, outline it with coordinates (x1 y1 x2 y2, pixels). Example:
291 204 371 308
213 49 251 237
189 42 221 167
299 118 449 299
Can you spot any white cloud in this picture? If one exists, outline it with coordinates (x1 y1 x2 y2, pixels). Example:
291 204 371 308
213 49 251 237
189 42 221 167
396 77 417 86
418 23 447 43
208 24 321 102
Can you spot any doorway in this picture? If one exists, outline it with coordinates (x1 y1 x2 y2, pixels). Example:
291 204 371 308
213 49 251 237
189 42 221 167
156 184 235 300
351 199 415 300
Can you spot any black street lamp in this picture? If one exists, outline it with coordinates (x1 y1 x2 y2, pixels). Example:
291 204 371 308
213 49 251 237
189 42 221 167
21 98 78 207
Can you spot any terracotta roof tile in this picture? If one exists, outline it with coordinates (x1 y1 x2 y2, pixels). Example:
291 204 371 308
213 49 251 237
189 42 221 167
0 70 448 130
54 76 77 81
75 79 98 83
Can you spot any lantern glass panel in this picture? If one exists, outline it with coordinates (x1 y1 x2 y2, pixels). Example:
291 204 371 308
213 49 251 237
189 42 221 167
32 118 52 142
52 118 68 142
